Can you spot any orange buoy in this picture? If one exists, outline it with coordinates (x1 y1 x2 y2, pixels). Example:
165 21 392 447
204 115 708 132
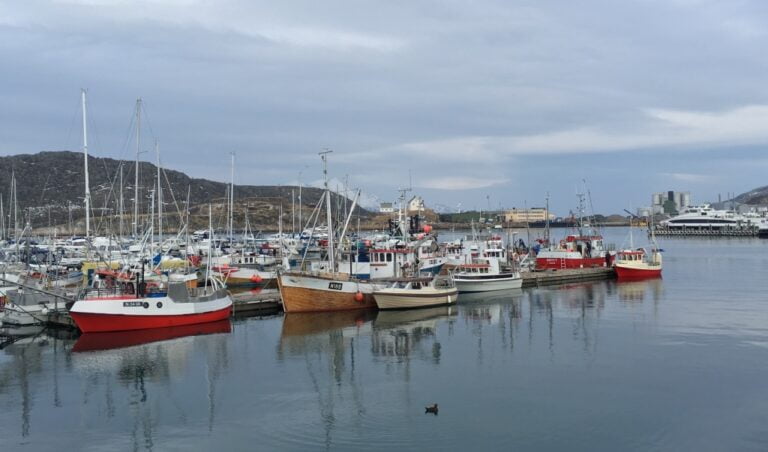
354 291 364 302
250 274 263 284
423 225 433 233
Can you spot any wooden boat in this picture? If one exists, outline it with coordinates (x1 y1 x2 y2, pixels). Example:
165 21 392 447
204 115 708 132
278 271 380 313
373 276 457 310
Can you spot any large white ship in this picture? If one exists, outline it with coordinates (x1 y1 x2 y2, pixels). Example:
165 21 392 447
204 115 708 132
660 204 764 230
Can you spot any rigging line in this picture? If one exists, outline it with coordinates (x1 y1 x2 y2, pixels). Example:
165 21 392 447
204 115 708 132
138 100 158 145
161 167 184 223
117 106 137 162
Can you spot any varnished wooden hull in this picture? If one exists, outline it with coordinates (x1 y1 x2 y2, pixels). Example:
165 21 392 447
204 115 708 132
278 273 380 313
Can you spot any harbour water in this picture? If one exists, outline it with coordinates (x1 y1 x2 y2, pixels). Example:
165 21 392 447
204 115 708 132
3 228 768 451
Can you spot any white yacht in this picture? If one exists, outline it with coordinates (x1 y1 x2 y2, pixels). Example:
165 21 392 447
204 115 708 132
660 204 762 230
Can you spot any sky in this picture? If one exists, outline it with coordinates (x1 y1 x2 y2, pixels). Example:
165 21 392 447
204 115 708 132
1 0 768 215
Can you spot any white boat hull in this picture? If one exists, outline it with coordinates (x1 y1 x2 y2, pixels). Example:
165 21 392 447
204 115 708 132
373 288 458 310
453 275 523 293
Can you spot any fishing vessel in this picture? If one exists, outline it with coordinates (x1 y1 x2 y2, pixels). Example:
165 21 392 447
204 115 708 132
452 236 522 292
615 216 663 279
373 276 457 310
452 263 522 292
614 249 662 279
535 193 614 270
69 272 232 333
278 151 383 313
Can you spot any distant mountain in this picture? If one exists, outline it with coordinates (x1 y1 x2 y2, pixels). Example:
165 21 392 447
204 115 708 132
0 151 369 234
733 185 768 205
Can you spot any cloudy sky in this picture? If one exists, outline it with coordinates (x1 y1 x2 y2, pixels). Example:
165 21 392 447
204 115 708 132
2 0 768 215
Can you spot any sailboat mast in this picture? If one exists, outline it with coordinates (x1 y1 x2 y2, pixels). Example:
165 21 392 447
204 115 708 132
134 98 141 238
119 164 124 240
0 194 4 241
320 149 334 271
81 89 91 240
229 152 234 243
156 141 162 246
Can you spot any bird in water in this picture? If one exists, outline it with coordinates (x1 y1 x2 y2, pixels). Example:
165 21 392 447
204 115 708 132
425 403 439 415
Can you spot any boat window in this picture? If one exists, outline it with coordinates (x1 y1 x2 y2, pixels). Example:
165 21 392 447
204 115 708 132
386 253 392 262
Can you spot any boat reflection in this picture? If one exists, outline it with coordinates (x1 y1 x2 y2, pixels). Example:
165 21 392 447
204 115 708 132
73 319 233 352
616 277 664 303
0 327 76 438
372 306 457 364
458 289 524 325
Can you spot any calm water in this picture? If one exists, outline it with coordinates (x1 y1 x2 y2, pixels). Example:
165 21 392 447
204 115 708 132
3 228 768 451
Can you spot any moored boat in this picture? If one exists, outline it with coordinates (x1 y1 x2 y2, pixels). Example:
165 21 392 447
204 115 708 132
277 271 380 313
373 276 457 310
614 248 662 279
453 263 522 292
69 272 232 333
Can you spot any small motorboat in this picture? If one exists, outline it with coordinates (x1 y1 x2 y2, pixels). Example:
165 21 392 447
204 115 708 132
373 276 457 310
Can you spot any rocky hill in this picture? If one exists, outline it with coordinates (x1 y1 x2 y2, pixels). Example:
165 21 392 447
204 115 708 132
0 151 370 234
734 185 768 205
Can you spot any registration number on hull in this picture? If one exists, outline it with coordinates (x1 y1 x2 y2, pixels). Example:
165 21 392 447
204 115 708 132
328 282 343 290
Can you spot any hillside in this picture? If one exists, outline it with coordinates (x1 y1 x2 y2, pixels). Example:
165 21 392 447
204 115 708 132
0 151 370 234
734 185 768 205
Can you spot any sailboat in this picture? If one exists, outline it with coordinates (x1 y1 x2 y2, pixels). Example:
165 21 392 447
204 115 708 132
277 151 383 313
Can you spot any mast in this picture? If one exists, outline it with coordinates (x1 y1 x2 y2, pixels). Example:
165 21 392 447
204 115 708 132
229 152 234 243
156 141 162 246
319 149 334 271
81 89 91 240
134 98 142 238
545 192 551 245
0 194 4 241
119 163 124 240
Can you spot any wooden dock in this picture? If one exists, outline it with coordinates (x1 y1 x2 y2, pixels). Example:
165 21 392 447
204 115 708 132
231 290 282 315
521 267 615 288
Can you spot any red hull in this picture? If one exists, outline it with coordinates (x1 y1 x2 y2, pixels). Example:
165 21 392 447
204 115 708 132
536 257 609 270
70 306 233 333
73 319 232 352
615 266 662 280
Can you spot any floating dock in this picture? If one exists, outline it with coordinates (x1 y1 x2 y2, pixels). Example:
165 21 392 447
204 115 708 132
231 290 282 315
521 267 615 288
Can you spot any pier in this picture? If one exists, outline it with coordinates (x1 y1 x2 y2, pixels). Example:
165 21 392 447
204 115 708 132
521 267 615 288
653 227 757 237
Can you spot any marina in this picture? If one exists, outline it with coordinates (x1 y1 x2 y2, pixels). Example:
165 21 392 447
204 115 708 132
4 1 768 449
3 231 768 450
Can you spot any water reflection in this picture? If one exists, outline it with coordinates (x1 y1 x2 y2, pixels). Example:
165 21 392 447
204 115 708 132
372 306 457 365
0 327 76 439
73 320 232 352
616 277 664 304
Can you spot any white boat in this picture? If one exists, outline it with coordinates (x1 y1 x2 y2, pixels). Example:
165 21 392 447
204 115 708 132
660 204 762 230
452 266 522 292
373 276 457 310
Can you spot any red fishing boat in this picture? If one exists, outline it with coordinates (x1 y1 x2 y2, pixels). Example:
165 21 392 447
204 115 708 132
535 192 615 270
69 270 232 333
